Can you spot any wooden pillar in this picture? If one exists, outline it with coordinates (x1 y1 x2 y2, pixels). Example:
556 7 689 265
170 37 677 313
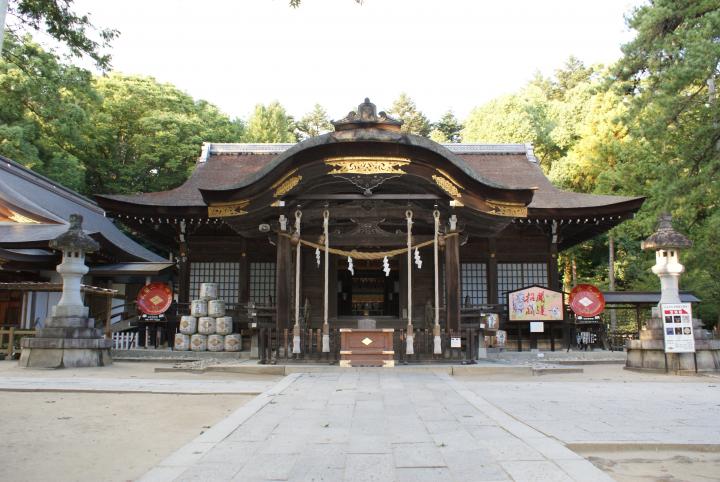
104 282 113 339
178 223 190 304
238 238 249 304
445 221 461 332
488 238 498 305
548 233 562 291
275 220 292 331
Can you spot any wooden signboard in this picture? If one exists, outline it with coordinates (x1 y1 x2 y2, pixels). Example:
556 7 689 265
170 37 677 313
508 285 564 321
339 328 394 367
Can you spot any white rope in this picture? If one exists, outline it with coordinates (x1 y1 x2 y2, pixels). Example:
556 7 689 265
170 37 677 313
433 209 441 355
322 210 330 352
406 210 414 355
293 210 302 354
323 210 329 328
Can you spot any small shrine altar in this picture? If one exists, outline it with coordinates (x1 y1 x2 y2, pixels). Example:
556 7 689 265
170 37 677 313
340 318 394 367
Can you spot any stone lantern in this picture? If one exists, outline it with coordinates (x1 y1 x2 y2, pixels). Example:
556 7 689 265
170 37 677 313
626 212 720 372
19 214 113 368
641 213 692 305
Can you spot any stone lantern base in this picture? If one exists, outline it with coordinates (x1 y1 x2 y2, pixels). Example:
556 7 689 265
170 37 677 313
626 317 720 373
19 315 112 368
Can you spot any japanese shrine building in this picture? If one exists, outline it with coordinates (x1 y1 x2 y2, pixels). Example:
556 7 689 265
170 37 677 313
96 99 644 350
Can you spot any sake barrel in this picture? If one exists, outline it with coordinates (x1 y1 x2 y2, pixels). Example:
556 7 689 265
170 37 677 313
179 315 197 335
215 316 233 335
190 299 208 317
198 316 216 335
199 282 218 301
174 333 190 351
224 334 241 352
208 299 226 318
207 334 224 352
190 334 207 351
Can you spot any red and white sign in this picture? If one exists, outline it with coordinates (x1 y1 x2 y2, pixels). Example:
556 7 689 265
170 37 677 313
661 303 695 353
569 284 605 318
136 282 172 315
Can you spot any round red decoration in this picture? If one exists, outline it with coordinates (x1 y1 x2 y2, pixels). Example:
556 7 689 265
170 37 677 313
136 282 173 315
569 284 605 317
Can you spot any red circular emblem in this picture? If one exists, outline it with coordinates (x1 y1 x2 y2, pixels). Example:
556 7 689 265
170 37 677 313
569 284 605 317
136 282 173 315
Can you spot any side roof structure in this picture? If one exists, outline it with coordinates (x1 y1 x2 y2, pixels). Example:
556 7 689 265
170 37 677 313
0 155 166 263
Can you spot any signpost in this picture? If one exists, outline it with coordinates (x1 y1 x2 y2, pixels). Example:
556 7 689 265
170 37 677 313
660 303 695 353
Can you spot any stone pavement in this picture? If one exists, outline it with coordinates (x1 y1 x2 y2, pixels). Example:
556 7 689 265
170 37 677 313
142 371 612 482
462 379 720 445
0 376 274 394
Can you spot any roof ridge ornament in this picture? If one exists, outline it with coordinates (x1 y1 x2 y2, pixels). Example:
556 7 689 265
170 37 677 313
332 98 403 132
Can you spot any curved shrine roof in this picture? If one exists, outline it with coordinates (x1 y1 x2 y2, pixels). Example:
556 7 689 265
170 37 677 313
97 142 642 216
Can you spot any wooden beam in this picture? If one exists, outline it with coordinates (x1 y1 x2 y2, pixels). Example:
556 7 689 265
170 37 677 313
294 194 442 200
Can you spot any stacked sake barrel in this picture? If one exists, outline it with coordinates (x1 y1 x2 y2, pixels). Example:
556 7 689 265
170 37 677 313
174 283 242 352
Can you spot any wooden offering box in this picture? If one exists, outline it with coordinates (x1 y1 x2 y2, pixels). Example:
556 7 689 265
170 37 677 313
339 328 394 367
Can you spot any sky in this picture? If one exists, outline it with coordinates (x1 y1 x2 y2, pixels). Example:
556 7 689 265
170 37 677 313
70 0 642 122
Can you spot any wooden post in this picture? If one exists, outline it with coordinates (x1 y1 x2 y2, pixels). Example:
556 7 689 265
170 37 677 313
178 222 190 304
445 217 461 332
238 238 249 304
549 221 560 291
276 215 292 331
488 238 498 305
104 283 113 340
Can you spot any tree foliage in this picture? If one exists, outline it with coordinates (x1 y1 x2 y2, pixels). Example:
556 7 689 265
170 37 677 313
608 0 720 323
4 0 118 70
0 34 96 190
84 74 244 195
245 102 296 143
388 93 431 137
296 103 332 140
431 110 463 143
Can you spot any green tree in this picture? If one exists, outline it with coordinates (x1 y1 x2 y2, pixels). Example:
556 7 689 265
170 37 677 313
245 101 296 143
462 86 557 169
388 93 431 137
0 34 97 190
295 103 332 140
432 110 463 143
84 74 243 194
607 0 720 323
3 0 118 70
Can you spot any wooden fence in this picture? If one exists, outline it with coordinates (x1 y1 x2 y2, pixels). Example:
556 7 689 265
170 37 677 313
258 327 482 365
0 327 35 357
112 332 137 350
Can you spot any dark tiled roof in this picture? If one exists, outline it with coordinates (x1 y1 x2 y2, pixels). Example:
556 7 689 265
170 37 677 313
97 143 642 213
0 155 165 262
100 153 276 207
603 291 701 304
457 154 641 210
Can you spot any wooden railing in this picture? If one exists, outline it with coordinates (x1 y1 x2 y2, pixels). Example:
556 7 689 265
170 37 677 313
0 327 35 358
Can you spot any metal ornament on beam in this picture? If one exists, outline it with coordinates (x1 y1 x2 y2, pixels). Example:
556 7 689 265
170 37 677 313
324 157 410 175
207 199 250 218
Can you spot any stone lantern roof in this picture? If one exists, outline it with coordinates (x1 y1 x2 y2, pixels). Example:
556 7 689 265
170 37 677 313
49 214 100 253
332 98 403 132
641 212 692 251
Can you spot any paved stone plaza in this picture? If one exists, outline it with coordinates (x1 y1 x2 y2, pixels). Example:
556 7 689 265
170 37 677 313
142 371 622 481
2 363 718 481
